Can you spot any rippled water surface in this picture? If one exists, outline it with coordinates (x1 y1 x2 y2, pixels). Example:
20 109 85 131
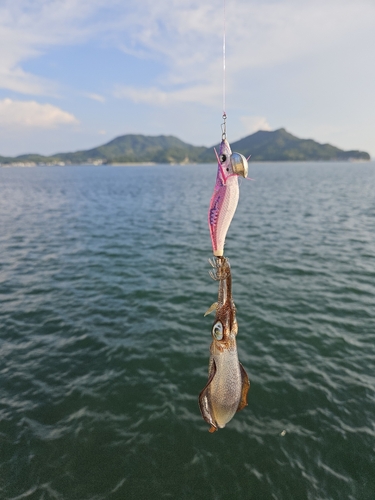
1 162 375 500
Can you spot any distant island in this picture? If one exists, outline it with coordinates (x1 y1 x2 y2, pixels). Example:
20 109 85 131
0 128 370 166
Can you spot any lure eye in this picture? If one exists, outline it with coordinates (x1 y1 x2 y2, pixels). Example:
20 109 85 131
220 154 227 163
212 321 223 340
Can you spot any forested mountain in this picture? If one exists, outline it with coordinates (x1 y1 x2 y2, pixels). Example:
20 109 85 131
0 129 370 165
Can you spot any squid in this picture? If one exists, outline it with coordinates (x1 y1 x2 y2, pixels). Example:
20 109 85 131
199 256 250 432
208 138 248 257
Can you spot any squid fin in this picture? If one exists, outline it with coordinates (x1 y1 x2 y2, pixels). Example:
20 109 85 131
204 302 218 316
198 359 218 432
237 363 250 412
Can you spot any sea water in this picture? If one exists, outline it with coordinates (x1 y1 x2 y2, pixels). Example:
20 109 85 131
1 162 374 499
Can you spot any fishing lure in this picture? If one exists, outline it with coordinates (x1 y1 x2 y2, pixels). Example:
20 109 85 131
199 256 250 432
208 137 248 256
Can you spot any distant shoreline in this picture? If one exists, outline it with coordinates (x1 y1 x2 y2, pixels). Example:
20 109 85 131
110 162 157 167
1 159 373 168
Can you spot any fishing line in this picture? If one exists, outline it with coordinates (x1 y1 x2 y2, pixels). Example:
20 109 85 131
221 0 227 140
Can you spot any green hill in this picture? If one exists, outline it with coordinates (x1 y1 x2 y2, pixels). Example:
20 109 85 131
54 134 207 164
0 129 370 165
198 128 370 162
229 128 369 161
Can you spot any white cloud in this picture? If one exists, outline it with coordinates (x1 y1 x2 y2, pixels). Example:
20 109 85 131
240 116 271 135
114 86 168 104
0 0 118 95
0 98 78 128
84 93 106 103
113 83 220 107
1 0 374 102
109 0 375 108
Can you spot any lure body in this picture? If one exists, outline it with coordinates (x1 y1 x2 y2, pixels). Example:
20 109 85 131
208 139 248 257
199 257 250 432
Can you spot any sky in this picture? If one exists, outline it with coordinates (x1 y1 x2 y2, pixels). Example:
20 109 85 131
0 0 374 157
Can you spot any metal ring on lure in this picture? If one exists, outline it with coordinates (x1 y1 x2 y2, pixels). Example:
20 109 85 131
230 153 248 178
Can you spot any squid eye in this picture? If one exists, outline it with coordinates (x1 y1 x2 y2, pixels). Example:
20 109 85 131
212 321 223 340
220 154 227 163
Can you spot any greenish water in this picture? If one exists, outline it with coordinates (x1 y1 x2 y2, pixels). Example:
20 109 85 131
1 162 374 499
